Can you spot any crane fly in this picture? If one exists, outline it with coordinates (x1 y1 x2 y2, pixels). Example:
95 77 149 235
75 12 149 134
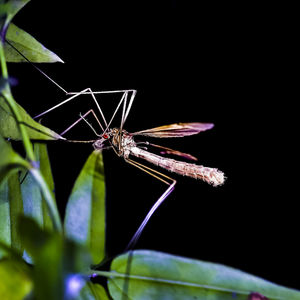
33 88 225 249
93 122 224 187
3 42 225 249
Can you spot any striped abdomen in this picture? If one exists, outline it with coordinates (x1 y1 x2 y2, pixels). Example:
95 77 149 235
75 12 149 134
129 147 225 186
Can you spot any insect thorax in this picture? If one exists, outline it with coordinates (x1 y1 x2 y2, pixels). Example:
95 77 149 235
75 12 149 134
112 129 136 158
93 128 136 158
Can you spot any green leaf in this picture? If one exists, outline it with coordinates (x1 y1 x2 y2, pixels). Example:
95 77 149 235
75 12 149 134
0 258 33 300
0 173 23 255
76 281 110 300
4 23 64 63
0 94 63 140
64 151 106 265
0 135 28 259
0 0 30 36
20 218 64 300
19 216 92 300
21 142 54 231
0 133 29 184
0 180 12 257
108 250 300 300
0 240 21 258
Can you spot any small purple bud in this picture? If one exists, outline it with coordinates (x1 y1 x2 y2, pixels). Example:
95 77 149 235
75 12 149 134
65 274 85 299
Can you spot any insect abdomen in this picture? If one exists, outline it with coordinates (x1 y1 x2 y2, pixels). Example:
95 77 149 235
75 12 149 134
129 147 225 186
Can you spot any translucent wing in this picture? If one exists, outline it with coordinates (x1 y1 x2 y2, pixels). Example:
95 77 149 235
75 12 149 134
133 122 214 138
147 143 198 161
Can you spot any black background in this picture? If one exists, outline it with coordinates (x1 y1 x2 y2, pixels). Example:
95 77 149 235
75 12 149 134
7 0 298 291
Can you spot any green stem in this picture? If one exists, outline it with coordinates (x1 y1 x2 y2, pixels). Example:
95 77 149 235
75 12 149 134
0 40 34 160
0 40 8 77
0 40 62 232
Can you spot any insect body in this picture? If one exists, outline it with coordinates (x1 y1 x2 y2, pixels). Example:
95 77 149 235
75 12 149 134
93 127 224 187
31 87 225 249
7 36 225 250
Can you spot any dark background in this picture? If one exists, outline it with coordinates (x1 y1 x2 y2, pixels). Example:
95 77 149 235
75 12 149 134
8 0 297 291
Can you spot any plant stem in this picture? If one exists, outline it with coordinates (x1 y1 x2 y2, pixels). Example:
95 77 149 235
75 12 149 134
0 41 35 160
0 39 8 77
0 40 62 232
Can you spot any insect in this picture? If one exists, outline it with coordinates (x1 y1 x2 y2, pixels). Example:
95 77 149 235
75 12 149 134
7 41 225 249
33 87 225 249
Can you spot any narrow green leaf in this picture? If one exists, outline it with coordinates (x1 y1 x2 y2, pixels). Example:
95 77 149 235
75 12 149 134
8 172 23 253
0 179 11 259
108 250 300 300
4 23 64 63
0 135 28 258
0 95 63 140
64 151 106 265
37 142 55 230
0 258 33 300
21 142 54 231
76 281 110 300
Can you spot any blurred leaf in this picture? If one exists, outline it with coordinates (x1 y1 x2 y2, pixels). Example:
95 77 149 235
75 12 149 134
0 179 12 258
28 231 65 300
0 133 29 184
19 216 66 299
76 281 110 300
108 250 300 300
8 172 23 253
21 142 54 231
0 258 33 300
0 175 23 259
64 151 106 265
21 142 54 263
0 240 22 258
0 0 30 35
19 216 92 300
0 135 28 258
0 77 8 91
0 95 63 140
18 216 52 258
0 173 23 254
4 23 64 63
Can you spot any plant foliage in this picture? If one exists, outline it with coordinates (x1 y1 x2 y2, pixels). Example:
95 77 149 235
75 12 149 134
0 1 299 300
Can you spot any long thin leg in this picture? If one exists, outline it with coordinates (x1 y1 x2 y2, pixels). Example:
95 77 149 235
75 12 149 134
104 91 128 134
60 109 103 137
107 90 136 152
35 88 108 131
8 39 137 130
66 89 136 95
67 89 137 131
122 90 137 127
34 88 91 119
120 91 128 131
124 157 177 251
34 88 136 133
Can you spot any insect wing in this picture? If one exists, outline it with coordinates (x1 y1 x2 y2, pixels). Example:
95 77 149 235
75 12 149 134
133 122 214 138
147 143 198 161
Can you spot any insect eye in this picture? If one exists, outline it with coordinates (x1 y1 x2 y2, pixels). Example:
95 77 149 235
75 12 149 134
103 134 109 139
